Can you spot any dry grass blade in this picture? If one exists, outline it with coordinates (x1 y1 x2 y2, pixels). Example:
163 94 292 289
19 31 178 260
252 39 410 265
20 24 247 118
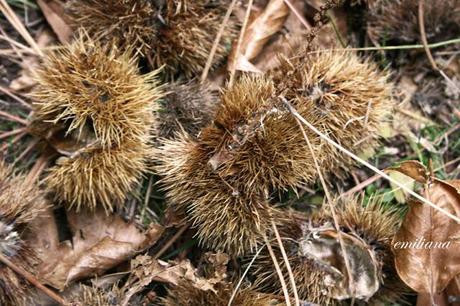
283 0 311 29
0 110 28 125
283 99 460 224
201 0 238 83
153 224 189 259
288 98 355 304
417 0 438 71
227 245 265 306
0 85 31 109
263 233 291 306
229 0 254 86
0 0 43 56
271 220 300 306
0 127 25 140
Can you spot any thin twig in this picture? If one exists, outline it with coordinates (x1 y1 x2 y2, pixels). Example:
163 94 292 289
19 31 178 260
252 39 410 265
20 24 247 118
418 0 438 71
271 220 300 306
283 0 311 29
307 37 460 53
289 101 355 303
0 131 26 152
201 0 238 83
13 138 38 165
0 0 43 56
229 0 254 87
0 127 25 140
263 233 291 306
0 110 29 125
0 253 67 305
228 245 265 306
283 99 460 223
341 174 380 198
140 176 153 222
24 155 49 185
153 224 189 259
0 85 32 109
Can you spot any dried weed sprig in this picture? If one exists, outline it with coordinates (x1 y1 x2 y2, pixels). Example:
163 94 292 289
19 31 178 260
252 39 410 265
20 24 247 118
0 161 48 306
67 0 237 78
251 197 407 305
367 0 460 44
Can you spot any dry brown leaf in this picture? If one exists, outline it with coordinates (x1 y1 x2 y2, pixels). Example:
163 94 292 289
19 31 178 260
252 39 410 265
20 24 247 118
387 160 429 184
229 0 290 73
37 0 72 44
392 178 460 294
121 254 227 305
28 207 163 290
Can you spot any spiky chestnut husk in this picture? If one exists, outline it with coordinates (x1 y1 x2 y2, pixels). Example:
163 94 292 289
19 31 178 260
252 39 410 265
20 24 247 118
155 75 322 255
0 161 48 306
32 34 161 149
155 132 277 255
45 139 151 212
367 0 460 44
251 198 407 305
68 284 124 306
157 81 219 139
67 0 237 78
271 50 393 176
161 282 285 306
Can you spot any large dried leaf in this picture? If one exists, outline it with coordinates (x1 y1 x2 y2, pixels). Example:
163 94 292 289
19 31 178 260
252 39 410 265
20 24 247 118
29 208 163 290
229 0 290 73
299 228 380 300
37 0 72 44
392 179 460 294
121 254 228 305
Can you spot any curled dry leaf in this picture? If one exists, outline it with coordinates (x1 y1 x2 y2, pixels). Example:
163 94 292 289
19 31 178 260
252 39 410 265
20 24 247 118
390 161 460 294
387 170 416 203
121 254 228 305
229 0 290 73
387 160 429 184
299 228 380 301
28 207 163 290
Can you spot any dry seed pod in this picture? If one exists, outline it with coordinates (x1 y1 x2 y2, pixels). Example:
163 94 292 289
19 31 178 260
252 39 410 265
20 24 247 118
157 81 219 139
251 198 407 305
367 0 460 44
0 161 48 306
272 50 393 176
33 34 160 211
155 132 276 255
161 282 285 306
33 34 161 148
155 75 321 255
67 0 237 78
